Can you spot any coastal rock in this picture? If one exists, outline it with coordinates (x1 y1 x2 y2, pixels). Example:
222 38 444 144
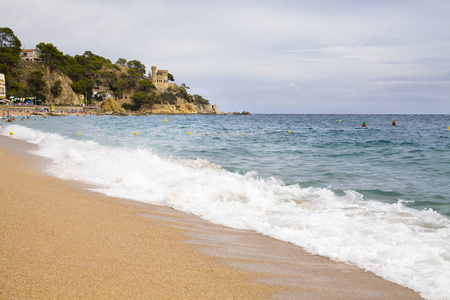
226 111 252 115
196 103 223 115
99 98 126 115
141 103 197 115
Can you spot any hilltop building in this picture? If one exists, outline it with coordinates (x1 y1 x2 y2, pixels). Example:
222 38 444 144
151 66 169 92
0 73 6 99
20 49 42 62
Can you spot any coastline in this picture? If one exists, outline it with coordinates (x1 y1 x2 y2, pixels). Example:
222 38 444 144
0 136 422 299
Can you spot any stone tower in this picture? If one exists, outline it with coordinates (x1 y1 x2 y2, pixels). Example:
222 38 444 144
151 66 169 92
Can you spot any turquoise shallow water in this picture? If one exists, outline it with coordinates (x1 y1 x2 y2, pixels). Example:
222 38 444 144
16 113 450 216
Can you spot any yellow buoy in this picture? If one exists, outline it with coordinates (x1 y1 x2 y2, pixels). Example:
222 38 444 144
339 119 342 122
188 132 191 135
164 119 168 123
287 130 291 133
448 125 450 130
134 132 138 135
9 132 13 135
78 133 81 135
241 132 244 135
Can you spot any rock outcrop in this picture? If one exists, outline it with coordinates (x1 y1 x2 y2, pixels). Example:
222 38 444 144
99 98 126 115
196 103 222 115
19 61 83 106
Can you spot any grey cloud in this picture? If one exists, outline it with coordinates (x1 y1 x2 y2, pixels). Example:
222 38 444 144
3 0 450 113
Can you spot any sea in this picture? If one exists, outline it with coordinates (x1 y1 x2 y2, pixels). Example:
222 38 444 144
1 113 449 299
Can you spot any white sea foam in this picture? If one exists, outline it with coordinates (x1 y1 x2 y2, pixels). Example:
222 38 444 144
2 124 450 300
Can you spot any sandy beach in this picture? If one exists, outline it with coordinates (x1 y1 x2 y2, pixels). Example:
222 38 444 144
0 105 91 119
0 135 422 299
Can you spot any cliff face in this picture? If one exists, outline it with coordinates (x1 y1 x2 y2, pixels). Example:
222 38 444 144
196 103 222 115
137 102 222 115
18 61 83 105
42 66 83 105
143 103 197 115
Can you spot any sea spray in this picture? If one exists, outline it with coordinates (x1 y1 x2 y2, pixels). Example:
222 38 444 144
1 117 450 300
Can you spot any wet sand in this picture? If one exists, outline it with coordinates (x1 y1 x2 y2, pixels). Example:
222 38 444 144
0 135 422 299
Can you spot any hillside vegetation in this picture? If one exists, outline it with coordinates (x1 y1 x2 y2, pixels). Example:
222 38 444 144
0 27 225 115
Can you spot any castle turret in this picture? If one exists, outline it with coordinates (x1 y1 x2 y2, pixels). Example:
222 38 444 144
151 66 169 92
151 66 157 83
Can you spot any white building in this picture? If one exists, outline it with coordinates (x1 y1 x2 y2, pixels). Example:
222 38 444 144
20 49 42 62
0 73 6 99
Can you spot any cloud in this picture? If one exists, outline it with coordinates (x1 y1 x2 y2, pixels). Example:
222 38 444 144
3 0 450 113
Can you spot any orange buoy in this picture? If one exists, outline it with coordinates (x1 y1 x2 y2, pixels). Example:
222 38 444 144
362 121 367 127
392 120 396 126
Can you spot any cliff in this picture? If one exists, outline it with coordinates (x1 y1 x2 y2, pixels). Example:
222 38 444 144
135 101 222 115
17 61 83 106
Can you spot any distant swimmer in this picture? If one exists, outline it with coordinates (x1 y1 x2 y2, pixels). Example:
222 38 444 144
392 120 396 126
362 121 367 127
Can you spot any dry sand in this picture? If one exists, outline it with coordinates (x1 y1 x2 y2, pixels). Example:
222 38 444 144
0 136 422 299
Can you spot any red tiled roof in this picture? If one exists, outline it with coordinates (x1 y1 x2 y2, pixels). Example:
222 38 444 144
21 49 37 52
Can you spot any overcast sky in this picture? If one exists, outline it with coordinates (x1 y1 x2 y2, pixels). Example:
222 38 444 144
3 0 450 113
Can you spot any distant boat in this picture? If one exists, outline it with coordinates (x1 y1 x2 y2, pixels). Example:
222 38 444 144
362 121 367 127
392 120 396 126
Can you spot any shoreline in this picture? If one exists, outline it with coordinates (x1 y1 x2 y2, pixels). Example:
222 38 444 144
0 135 422 299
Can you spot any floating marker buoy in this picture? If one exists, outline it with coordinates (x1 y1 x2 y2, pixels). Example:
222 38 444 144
9 132 13 135
448 126 450 131
164 119 167 123
362 121 367 127
287 130 291 133
339 119 342 122
134 132 138 135
241 132 244 135
188 132 191 135
78 133 81 135
392 120 396 126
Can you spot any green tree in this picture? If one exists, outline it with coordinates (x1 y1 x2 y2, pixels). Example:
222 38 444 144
126 68 141 87
71 80 86 94
50 80 62 98
36 42 64 71
131 91 149 105
148 91 162 104
161 92 177 104
194 94 209 105
27 71 47 94
168 73 174 81
180 83 190 91
80 77 94 100
75 51 110 71
138 80 155 93
121 102 140 111
0 27 22 67
127 60 146 76
66 63 85 82
116 58 127 66
85 64 95 73
177 83 191 101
